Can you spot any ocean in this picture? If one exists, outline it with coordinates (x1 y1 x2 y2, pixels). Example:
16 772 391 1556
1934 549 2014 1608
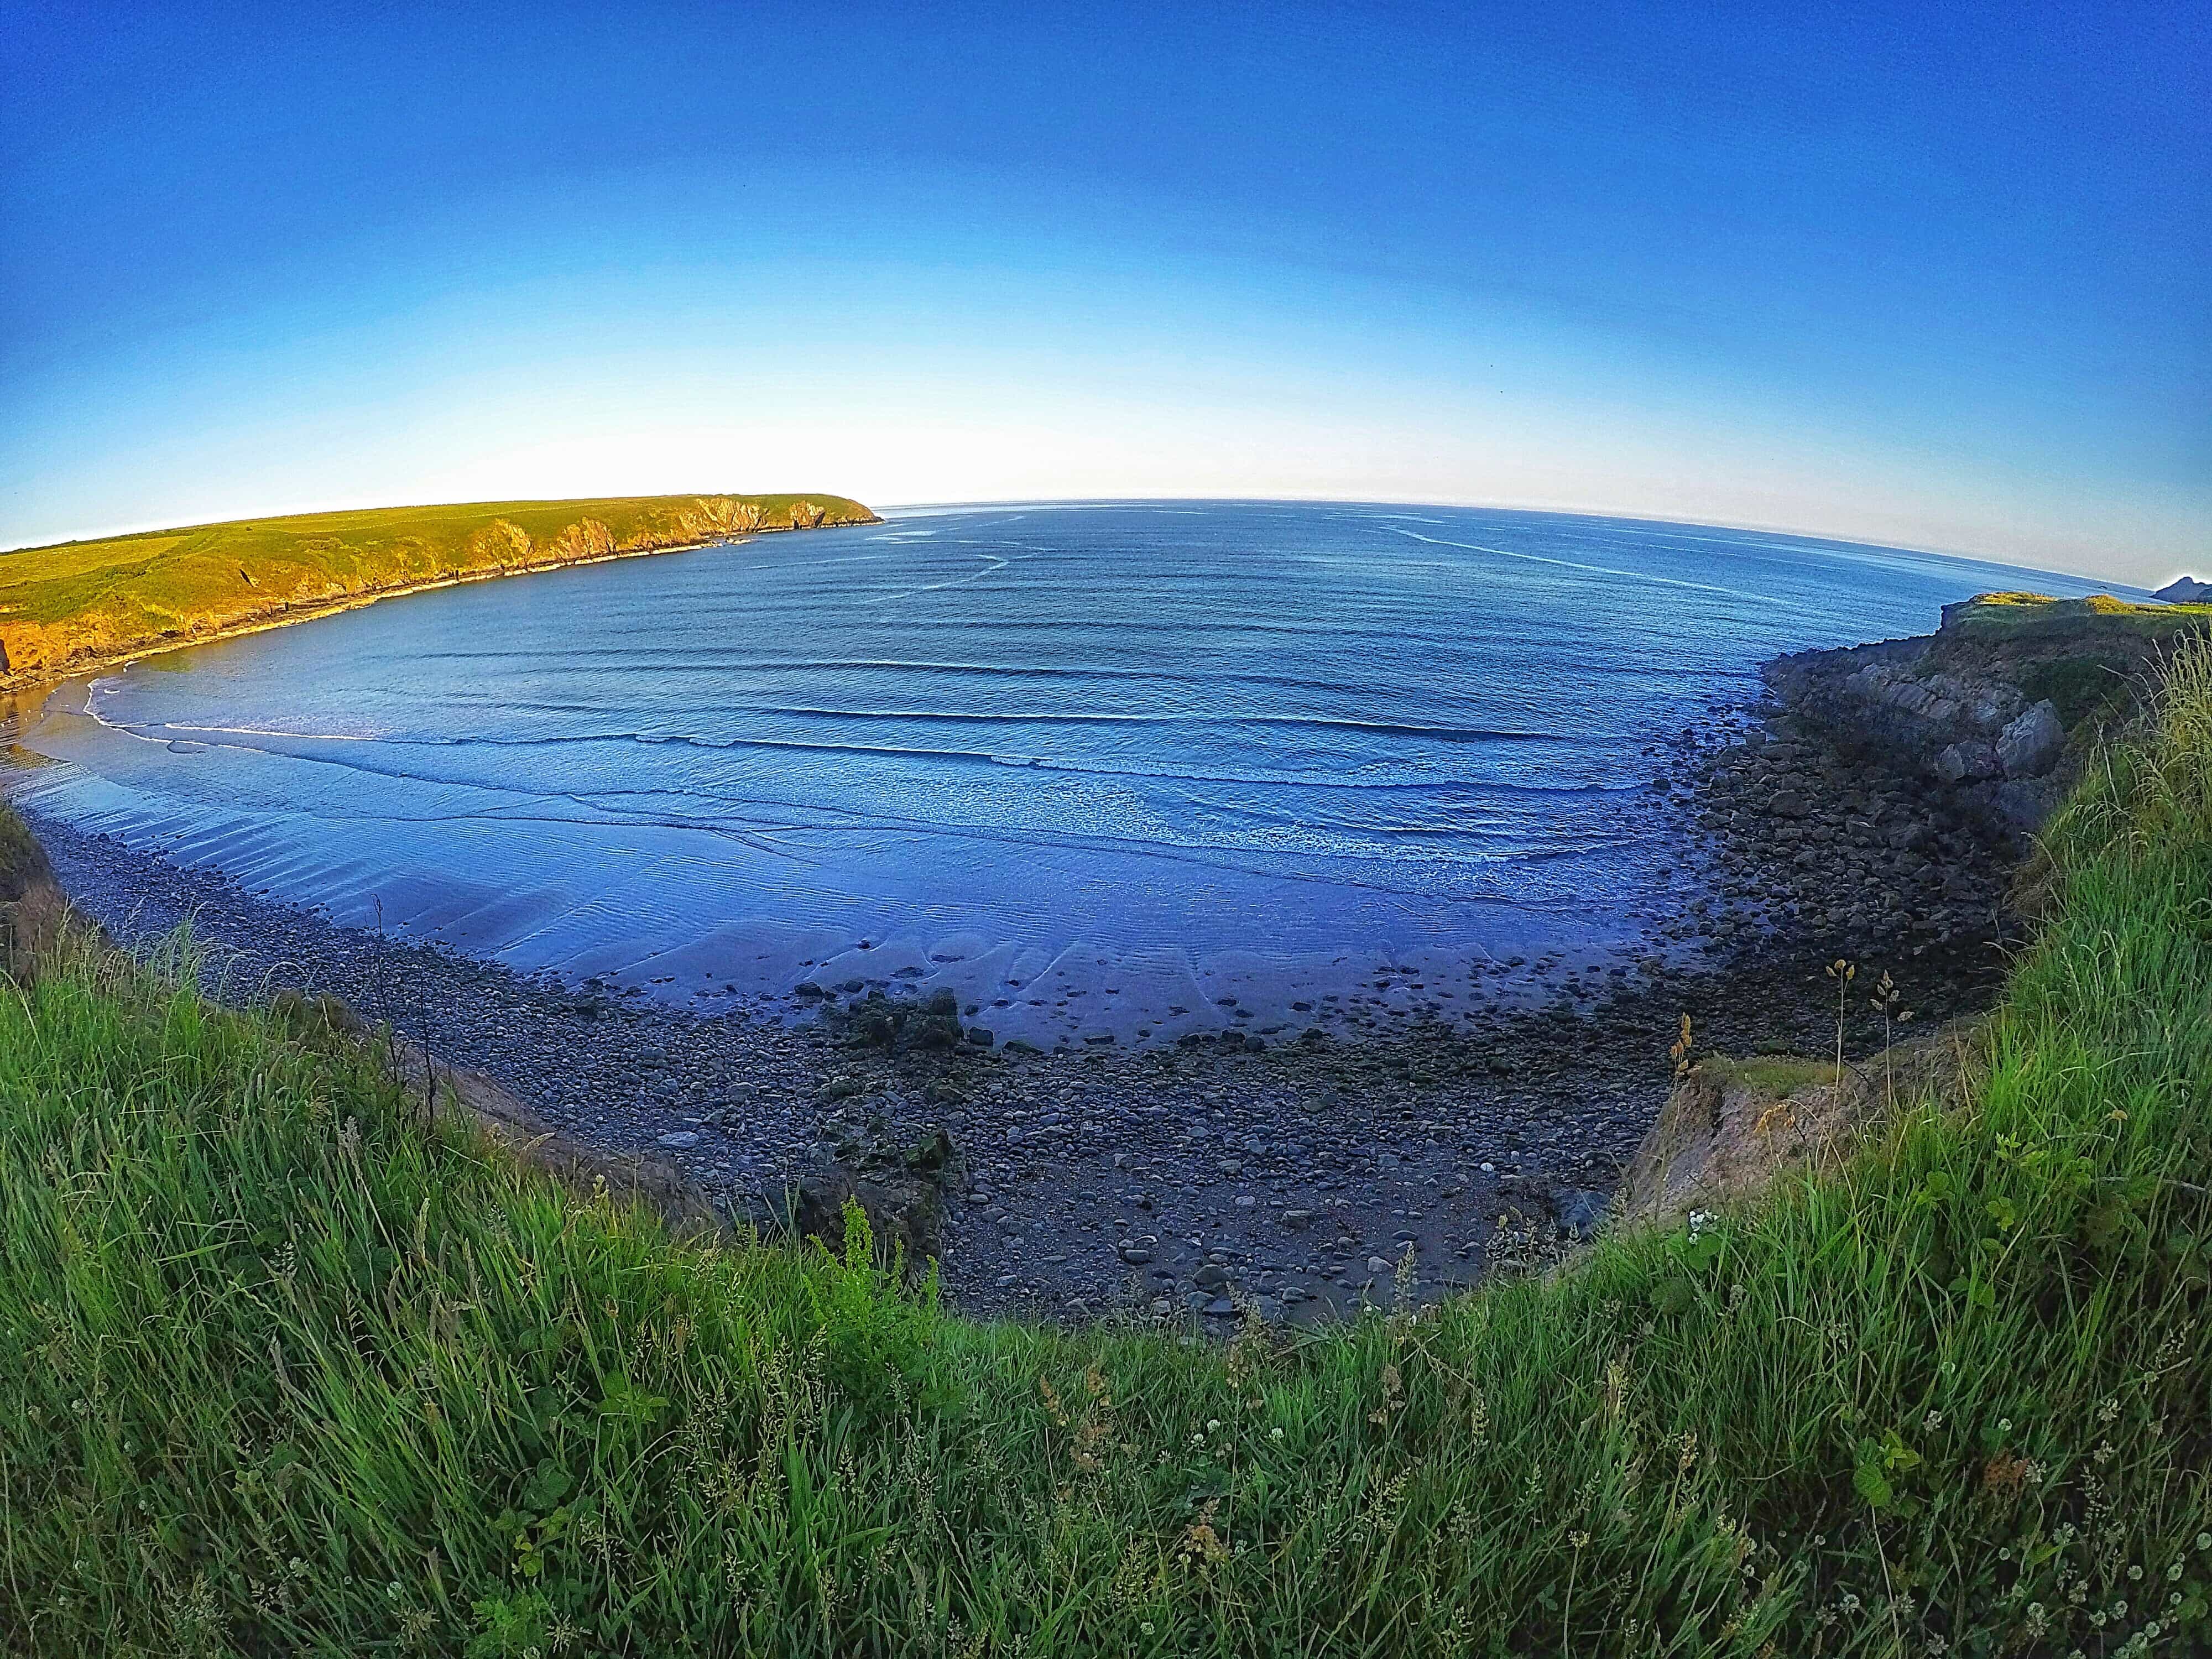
2 500 2126 1045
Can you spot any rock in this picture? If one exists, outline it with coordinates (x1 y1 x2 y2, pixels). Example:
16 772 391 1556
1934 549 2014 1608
1552 1188 1608 1239
1192 1263 1230 1290
655 1130 702 1151
839 987 963 1053
965 1026 995 1048
1933 740 2003 783
1365 1255 1391 1276
1203 1296 1237 1318
784 1116 957 1271
1766 790 1810 818
1618 1026 1981 1225
1996 700 2065 779
1991 777 2064 832
794 980 828 999
272 987 366 1037
1116 1242 1154 1265
1278 1208 1315 1230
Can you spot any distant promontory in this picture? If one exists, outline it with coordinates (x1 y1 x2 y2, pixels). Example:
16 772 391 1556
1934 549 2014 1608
0 493 878 685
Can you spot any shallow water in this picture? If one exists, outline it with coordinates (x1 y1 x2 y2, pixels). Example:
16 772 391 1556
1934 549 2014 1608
4 501 2125 1044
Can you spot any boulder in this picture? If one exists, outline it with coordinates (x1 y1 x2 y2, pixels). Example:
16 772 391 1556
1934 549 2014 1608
1933 740 2003 783
836 986 965 1053
272 985 367 1037
1996 699 2065 779
784 1114 957 1270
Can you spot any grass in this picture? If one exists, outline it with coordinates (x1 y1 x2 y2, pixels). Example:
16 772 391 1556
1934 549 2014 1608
1943 592 2212 643
1699 1055 1838 1098
3 646 2211 1656
0 494 876 682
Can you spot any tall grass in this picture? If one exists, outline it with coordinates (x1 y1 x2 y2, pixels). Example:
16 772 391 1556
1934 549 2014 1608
4 644 2211 1655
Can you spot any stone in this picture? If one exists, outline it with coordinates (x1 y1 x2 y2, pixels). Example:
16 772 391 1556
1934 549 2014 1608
1192 1262 1230 1290
1365 1255 1392 1276
1203 1297 1237 1318
1552 1188 1608 1239
655 1130 702 1150
1278 1208 1315 1230
1933 740 2003 784
1996 700 2065 779
1116 1241 1154 1265
784 1117 957 1271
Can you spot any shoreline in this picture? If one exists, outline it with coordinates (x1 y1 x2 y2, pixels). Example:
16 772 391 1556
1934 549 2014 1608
13 651 2027 1324
0 510 881 693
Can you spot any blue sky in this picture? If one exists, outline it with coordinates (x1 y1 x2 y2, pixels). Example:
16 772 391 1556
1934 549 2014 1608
3 2 2205 582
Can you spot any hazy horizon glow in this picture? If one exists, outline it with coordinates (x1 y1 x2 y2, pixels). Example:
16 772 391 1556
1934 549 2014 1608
3 3 2206 582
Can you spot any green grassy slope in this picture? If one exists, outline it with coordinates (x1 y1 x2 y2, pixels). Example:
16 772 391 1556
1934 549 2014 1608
2 644 2209 1655
0 493 877 682
1943 591 2212 643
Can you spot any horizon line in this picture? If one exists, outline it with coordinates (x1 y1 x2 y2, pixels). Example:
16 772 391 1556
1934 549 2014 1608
4 489 2178 595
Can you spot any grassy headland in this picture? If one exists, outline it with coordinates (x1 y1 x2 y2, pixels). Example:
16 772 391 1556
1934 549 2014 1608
3 639 2210 1655
0 494 877 685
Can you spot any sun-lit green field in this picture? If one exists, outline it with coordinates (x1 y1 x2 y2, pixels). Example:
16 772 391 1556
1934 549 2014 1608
2 642 2209 1655
1945 591 2212 641
0 494 875 682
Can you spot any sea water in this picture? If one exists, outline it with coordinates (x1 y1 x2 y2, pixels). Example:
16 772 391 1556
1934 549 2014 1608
2 501 2126 1044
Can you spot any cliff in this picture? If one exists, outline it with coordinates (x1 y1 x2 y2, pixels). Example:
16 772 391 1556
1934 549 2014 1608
1760 589 2211 833
0 492 878 685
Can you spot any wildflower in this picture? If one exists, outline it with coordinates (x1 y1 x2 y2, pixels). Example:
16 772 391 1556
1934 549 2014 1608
1140 1623 1154 1636
1923 1410 1943 1431
1269 1427 1284 1441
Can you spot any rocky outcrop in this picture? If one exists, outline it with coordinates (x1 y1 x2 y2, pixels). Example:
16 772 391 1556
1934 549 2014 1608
0 807 70 978
2154 576 2211 604
1617 1023 1984 1226
1760 592 2201 837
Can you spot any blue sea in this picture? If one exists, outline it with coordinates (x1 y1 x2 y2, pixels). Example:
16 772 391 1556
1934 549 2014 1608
2 502 2127 1044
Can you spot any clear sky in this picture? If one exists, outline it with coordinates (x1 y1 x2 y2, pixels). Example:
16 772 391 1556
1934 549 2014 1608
3 2 2206 583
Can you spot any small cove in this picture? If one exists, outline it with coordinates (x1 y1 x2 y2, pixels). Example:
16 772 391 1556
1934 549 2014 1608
2 499 2122 1047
